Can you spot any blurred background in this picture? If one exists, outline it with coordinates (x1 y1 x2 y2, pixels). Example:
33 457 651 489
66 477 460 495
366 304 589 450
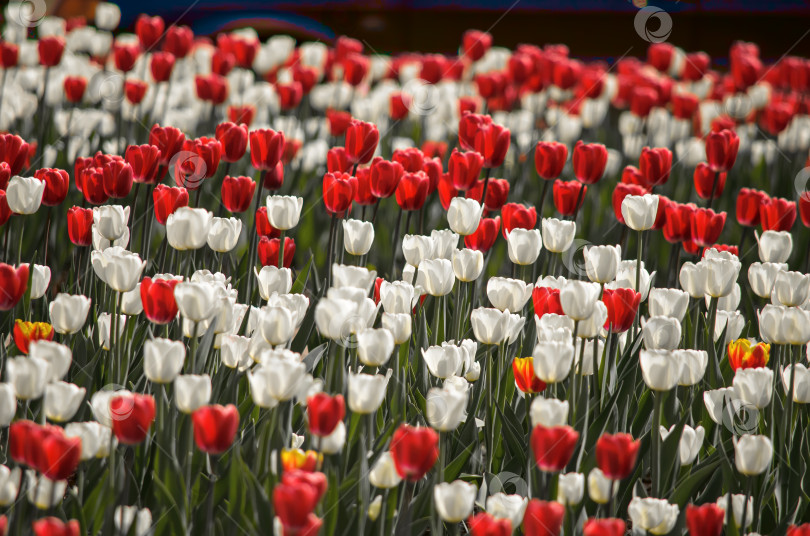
30 0 810 62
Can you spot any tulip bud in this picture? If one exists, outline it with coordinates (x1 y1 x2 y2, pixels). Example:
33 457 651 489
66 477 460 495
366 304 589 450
447 197 483 236
357 328 394 366
369 451 402 489
342 219 374 256
587 468 617 504
434 481 476 523
541 218 576 253
144 338 185 384
628 497 679 536
506 228 542 266
452 248 485 282
174 374 212 414
583 244 621 284
733 367 773 409
426 384 468 431
557 472 585 506
381 313 411 345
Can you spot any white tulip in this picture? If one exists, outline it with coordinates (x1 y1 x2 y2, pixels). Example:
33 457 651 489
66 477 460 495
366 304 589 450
733 367 773 409
93 205 130 240
6 176 44 214
259 305 296 346
6 357 49 400
320 420 346 454
782 364 810 403
174 374 212 413
507 228 542 265
757 230 792 263
333 264 377 292
715 310 745 344
648 288 689 321
530 397 569 428
434 481 476 523
0 465 20 506
642 316 682 350
369 452 402 489
486 493 528 529
577 302 607 339
734 434 772 476
402 234 436 267
557 472 584 506
357 328 395 366
92 224 130 251
701 257 741 298
379 281 416 314
422 344 465 379
613 260 654 301
447 197 483 235
584 244 621 284
675 349 708 386
426 384 468 431
452 248 485 282
28 341 71 382
773 270 810 307
560 280 601 321
716 493 753 528
381 312 411 345
416 258 455 296
265 195 303 230
43 381 85 422
348 371 390 414
621 194 659 231
30 264 50 299
25 472 66 509
221 334 251 371
90 247 146 293
114 505 152 536
207 217 242 253
343 219 375 255
144 338 186 383
660 424 704 466
748 262 786 299
471 307 510 345
487 277 533 312
174 282 217 323
640 350 679 391
167 207 213 250
49 293 91 334
0 384 15 426
255 265 293 300
533 341 575 383
542 218 576 253
94 2 121 30
431 229 460 260
628 497 679 535
587 468 617 504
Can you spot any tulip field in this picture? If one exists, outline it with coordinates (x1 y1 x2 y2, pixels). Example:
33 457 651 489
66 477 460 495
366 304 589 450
2 2 810 535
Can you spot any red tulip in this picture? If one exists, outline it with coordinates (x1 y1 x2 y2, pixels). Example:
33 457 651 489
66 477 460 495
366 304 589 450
38 36 65 67
760 196 796 231
513 357 547 394
438 172 458 210
140 277 180 324
291 65 318 95
192 404 239 455
653 194 671 231
788 525 810 536
211 49 236 77
345 120 379 165
447 149 484 191
630 86 657 118
124 79 148 105
523 499 565 536
0 134 30 175
0 192 11 227
307 393 345 437
149 51 175 83
395 171 430 211
255 207 281 239
0 161 10 190
462 29 492 62
469 513 512 536
731 51 761 91
647 42 674 71
63 76 87 104
0 42 18 68
682 52 710 81
33 168 69 206
274 470 324 535
123 144 161 184
369 158 404 199
249 129 285 171
534 141 568 180
215 122 248 164
464 216 500 252
736 188 769 227
573 141 608 184
800 192 810 228
79 167 106 205
262 161 285 191
220 175 256 213
352 167 376 206
705 129 739 173
194 74 228 105
672 93 699 120
422 141 448 160
458 113 492 151
164 25 193 58
0 263 28 310
663 202 696 243
531 424 578 472
389 92 411 120
595 432 641 479
691 208 726 247
501 203 536 235
326 147 351 174
326 109 352 137
474 123 510 168
150 125 185 166
277 81 303 110
639 147 672 187
342 53 370 86
323 172 357 216
553 180 586 216
685 503 725 536
611 183 647 224
101 160 134 199
135 14 164 49
113 42 140 73
110 393 155 445
228 105 255 127
13 320 54 354
392 148 424 174
532 287 564 318
221 34 259 69
32 517 80 536
153 184 189 225
693 162 725 200
66 207 92 246
466 178 509 212
390 424 439 481
36 427 82 481
583 518 626 536
258 237 296 268
602 288 640 334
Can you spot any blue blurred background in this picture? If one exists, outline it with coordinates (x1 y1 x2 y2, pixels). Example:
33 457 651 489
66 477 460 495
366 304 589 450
47 0 810 61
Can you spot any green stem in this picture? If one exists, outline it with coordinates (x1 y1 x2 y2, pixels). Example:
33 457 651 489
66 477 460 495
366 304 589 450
652 391 663 497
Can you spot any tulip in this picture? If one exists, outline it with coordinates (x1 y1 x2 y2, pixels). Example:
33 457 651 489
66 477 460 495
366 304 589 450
535 141 568 180
395 171 430 212
12 320 53 354
153 185 189 225
530 397 569 428
602 287 640 333
191 404 239 455
639 147 673 187
220 176 255 213
258 306 296 346
464 215 501 252
382 312 411 344
67 207 93 246
206 217 242 253
583 245 620 284
174 282 217 323
487 277 533 312
628 497 679 535
348 371 389 414
342 219 374 255
596 433 640 480
6 357 49 400
621 194 658 231
101 160 134 198
541 218 575 253
43 381 85 423
48 293 91 335
426 384 468 431
705 129 739 172
573 140 608 184
553 179 587 216
659 424 704 466
448 149 484 191
249 129 285 171
144 338 185 384
647 288 688 321
692 208 726 247
556 472 585 506
716 493 753 529
0 465 19 506
734 434 772 476
26 473 67 510
390 424 439 480
773 270 810 307
760 196 796 232
113 506 152 536
486 493 529 529
447 197 483 236
379 281 416 314
512 357 547 394
504 228 541 266
110 393 155 445
6 175 44 214
422 343 465 379
733 367 773 409
175 375 212 414
560 280 601 321
453 248 485 282
167 207 213 250
531 424 579 472
265 195 303 231
369 452 402 489
640 349 680 391
701 256 741 298
783 364 810 403
357 328 394 366
91 247 146 293
642 316 682 350
307 393 345 437
34 168 69 206
345 120 379 165
471 307 510 345
468 512 512 536
333 265 377 292
757 230 792 263
416 258 455 296
434 481 476 523
532 340 575 383
140 277 180 324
